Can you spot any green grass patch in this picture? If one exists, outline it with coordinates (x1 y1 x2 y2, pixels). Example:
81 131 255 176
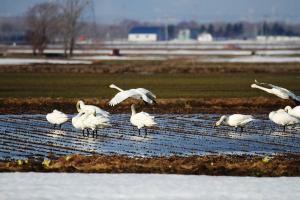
1 73 300 98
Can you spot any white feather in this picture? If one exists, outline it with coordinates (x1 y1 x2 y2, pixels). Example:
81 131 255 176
109 84 156 106
83 113 111 130
269 109 299 126
215 114 254 127
77 100 110 117
285 106 300 119
130 105 156 129
46 109 68 125
251 80 300 102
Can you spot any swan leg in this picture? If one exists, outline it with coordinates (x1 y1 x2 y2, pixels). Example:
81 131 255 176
138 129 141 135
235 127 238 132
87 129 90 137
145 128 147 136
283 126 286 132
59 124 62 129
240 127 244 132
92 130 95 138
82 129 85 137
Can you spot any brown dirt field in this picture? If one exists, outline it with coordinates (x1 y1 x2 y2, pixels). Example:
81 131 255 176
0 60 300 74
0 97 293 114
1 154 300 176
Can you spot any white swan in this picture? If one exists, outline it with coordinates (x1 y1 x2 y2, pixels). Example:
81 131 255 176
76 100 110 118
46 110 68 128
251 80 300 104
285 106 300 119
83 111 111 137
109 84 156 106
214 114 255 132
130 104 156 136
72 112 89 136
269 109 299 132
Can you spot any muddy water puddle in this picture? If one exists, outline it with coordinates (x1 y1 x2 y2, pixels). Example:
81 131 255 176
0 114 299 159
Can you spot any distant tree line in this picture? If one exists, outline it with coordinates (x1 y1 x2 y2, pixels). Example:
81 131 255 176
90 20 300 41
24 0 89 56
1 5 300 53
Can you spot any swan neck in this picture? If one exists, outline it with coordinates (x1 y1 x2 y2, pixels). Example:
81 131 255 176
76 101 82 113
285 106 292 112
252 84 270 91
131 105 136 115
110 84 124 92
216 115 226 126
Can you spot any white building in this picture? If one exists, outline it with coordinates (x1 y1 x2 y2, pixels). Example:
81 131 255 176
128 27 166 42
197 33 213 42
177 29 198 41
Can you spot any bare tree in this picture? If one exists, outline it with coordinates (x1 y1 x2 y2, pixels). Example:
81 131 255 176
60 0 89 57
25 2 60 55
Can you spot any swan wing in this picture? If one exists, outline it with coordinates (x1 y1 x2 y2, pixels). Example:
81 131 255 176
255 80 292 93
134 112 156 126
93 106 110 117
256 80 298 99
276 112 299 125
136 88 157 99
47 110 68 124
83 105 110 117
229 114 253 126
109 89 140 106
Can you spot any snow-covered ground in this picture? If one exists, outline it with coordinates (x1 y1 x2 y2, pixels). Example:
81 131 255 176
207 55 300 63
78 55 165 61
0 58 92 65
0 173 299 200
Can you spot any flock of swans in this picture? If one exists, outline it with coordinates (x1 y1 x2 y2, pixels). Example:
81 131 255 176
46 81 300 137
46 84 157 137
215 80 300 132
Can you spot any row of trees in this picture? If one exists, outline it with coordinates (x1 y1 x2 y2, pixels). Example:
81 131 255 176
25 0 89 56
88 19 300 41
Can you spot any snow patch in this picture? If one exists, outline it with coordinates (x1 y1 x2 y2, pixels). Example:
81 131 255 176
0 58 92 65
0 173 299 200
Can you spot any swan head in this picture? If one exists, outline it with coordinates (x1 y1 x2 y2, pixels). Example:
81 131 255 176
250 84 258 88
109 84 116 88
284 106 292 113
76 100 84 112
215 115 227 127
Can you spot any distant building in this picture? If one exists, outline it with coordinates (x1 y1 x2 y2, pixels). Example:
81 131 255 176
128 26 166 42
197 32 213 42
177 29 198 41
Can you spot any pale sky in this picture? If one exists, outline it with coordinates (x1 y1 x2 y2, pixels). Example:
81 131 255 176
1 0 300 23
